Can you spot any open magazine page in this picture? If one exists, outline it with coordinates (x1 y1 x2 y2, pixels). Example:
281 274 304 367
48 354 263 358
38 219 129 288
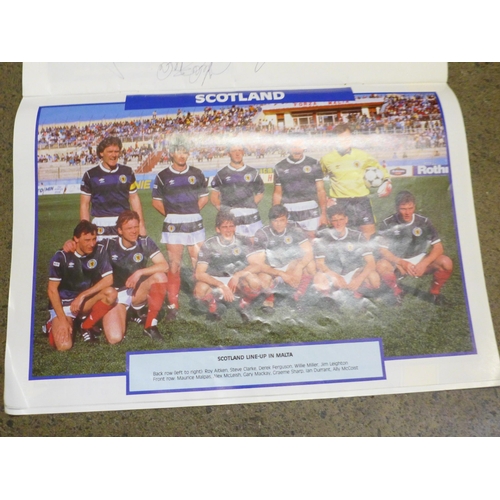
5 63 499 415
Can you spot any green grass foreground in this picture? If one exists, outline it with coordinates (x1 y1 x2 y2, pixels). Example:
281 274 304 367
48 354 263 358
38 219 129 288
33 177 473 377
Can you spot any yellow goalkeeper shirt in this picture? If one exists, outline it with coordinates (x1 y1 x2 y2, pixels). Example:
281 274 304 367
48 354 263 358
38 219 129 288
320 148 387 198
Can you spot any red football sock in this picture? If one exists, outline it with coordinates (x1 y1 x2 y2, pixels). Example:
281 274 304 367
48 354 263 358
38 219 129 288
262 294 275 309
167 271 181 309
430 269 452 295
200 292 217 314
45 320 55 347
81 300 114 329
380 272 403 296
145 282 168 328
261 281 276 308
293 273 313 301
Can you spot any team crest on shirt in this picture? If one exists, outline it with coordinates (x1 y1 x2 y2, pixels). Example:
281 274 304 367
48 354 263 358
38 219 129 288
168 225 176 233
119 175 127 184
412 227 422 237
188 176 196 185
244 174 252 182
284 236 293 245
303 166 312 174
97 227 104 235
87 259 97 269
133 253 144 263
347 243 354 252
232 247 242 256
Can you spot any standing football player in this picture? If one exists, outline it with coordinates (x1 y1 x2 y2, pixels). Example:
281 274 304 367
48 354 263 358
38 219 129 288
80 136 146 239
152 135 209 320
313 205 380 300
375 190 453 305
320 123 391 240
273 138 327 239
102 210 169 341
210 143 264 239
47 220 117 350
193 211 265 320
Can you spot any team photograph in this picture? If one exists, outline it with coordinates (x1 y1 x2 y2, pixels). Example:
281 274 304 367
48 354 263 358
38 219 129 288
33 91 473 378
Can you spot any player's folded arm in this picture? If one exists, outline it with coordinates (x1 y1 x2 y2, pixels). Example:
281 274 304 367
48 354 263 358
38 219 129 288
78 273 115 305
194 261 216 286
149 252 169 274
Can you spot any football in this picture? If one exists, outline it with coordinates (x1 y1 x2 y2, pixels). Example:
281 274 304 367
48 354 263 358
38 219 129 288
363 167 385 189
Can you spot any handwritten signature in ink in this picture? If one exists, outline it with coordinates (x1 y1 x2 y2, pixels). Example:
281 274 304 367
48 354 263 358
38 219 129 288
157 62 265 85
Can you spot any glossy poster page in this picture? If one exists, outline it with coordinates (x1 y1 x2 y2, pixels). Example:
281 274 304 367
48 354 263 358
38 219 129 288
5 75 499 414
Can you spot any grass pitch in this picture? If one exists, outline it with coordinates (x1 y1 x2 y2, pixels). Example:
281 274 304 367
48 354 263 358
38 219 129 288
33 177 473 377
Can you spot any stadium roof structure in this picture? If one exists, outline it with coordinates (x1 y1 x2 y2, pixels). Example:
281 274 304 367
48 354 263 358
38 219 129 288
260 97 386 116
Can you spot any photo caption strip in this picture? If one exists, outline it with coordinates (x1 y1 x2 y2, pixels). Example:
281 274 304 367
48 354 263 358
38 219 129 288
126 339 386 395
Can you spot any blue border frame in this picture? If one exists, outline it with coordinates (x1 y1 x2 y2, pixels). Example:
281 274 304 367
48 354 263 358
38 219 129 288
125 338 387 395
30 89 477 387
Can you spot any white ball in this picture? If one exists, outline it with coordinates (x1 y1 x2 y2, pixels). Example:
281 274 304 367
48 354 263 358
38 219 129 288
364 167 385 188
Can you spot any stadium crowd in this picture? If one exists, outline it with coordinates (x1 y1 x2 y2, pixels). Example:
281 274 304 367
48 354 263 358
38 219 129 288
38 94 447 168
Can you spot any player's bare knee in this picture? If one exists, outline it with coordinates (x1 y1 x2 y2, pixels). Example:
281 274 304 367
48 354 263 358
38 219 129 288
439 255 453 271
151 272 168 284
102 287 117 305
169 265 181 276
157 272 168 284
246 274 261 290
107 332 124 345
193 282 209 299
376 260 392 274
313 282 330 294
258 273 273 289
313 274 330 294
55 338 73 351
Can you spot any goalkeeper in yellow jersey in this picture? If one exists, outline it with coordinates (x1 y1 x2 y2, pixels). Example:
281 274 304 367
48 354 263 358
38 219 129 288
320 123 392 240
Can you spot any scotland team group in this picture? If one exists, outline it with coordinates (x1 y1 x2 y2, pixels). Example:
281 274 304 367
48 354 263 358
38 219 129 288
46 123 454 350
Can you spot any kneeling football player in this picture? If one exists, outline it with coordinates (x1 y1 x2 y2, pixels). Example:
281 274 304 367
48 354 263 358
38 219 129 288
193 210 265 320
313 206 380 302
375 190 453 305
252 205 317 310
47 220 118 350
102 210 169 340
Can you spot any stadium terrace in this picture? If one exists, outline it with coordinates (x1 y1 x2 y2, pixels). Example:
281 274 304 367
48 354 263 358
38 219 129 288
195 91 285 104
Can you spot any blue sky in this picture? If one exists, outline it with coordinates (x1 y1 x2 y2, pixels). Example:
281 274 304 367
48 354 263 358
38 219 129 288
38 102 199 126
